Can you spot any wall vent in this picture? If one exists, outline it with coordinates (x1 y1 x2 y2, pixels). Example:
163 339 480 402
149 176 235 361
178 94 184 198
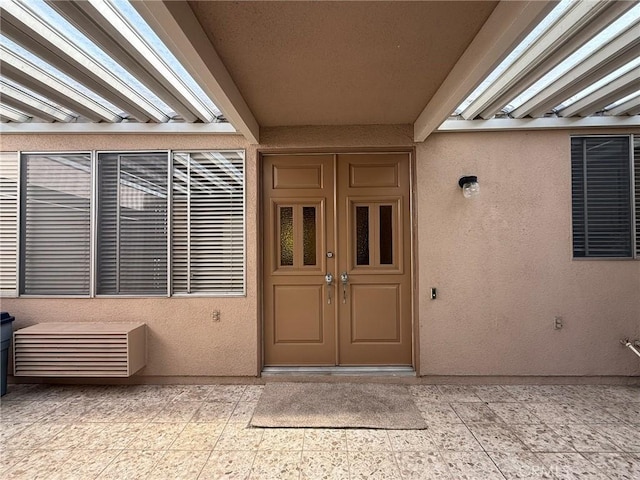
13 323 146 377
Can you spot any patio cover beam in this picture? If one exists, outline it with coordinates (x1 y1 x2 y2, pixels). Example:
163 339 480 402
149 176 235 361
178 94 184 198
0 122 238 135
558 67 640 117
133 0 259 143
46 0 210 123
1 0 167 123
438 116 640 132
0 80 76 122
607 94 640 116
511 20 640 119
467 1 634 120
0 104 31 123
0 46 122 123
413 0 554 142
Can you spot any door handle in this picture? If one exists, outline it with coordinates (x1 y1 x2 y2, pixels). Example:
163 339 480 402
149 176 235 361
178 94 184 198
325 273 334 304
340 272 348 303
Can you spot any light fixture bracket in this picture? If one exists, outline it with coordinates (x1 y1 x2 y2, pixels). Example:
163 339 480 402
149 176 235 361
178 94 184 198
458 176 478 188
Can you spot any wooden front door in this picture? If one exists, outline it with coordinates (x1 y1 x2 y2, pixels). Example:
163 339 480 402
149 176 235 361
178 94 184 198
262 153 412 366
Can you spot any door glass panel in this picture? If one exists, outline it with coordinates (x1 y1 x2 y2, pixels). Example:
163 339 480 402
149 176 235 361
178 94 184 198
356 206 369 266
379 205 393 265
280 206 293 266
303 206 317 266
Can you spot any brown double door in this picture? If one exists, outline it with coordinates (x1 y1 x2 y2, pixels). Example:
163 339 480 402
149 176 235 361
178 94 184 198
262 153 412 366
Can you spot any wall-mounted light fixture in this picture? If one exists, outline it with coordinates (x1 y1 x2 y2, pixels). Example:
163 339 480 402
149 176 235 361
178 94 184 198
458 175 479 198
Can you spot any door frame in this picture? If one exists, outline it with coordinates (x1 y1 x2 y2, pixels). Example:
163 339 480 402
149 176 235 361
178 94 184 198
257 147 419 375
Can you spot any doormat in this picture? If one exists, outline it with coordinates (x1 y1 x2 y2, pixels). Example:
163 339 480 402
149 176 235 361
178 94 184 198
250 382 426 429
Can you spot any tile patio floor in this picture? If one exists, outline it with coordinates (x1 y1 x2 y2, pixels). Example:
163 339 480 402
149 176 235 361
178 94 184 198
0 383 639 479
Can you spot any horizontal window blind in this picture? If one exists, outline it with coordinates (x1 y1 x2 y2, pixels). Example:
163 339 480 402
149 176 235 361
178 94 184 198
0 152 19 296
571 136 632 258
97 153 168 295
21 153 91 294
172 151 245 295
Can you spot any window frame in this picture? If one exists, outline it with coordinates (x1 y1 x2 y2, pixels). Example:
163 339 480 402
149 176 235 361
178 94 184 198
170 149 246 297
15 149 246 297
570 134 638 260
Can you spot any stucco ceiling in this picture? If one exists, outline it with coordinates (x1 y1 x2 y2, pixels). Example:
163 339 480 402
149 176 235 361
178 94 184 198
188 0 498 127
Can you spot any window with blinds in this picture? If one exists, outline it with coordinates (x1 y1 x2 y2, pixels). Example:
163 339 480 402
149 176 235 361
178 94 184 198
97 152 169 295
571 136 637 258
0 152 19 297
172 151 245 295
20 153 92 295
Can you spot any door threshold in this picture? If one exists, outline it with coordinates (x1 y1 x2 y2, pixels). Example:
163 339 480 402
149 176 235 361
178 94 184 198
262 366 416 376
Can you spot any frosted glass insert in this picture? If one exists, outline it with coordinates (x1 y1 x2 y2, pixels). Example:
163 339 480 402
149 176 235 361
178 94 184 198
356 206 369 266
303 206 316 266
380 205 393 265
280 207 293 266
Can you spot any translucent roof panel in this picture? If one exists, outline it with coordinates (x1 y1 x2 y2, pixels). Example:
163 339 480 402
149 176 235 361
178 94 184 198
1 35 124 117
453 1 640 121
503 4 640 114
110 0 222 118
454 0 573 115
21 0 174 115
0 0 225 124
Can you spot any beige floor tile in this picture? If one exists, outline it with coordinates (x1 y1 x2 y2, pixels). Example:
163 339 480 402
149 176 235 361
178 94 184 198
472 386 518 403
525 403 580 424
487 402 542 424
199 450 257 479
0 422 31 445
549 423 622 453
0 450 31 476
488 451 554 479
452 403 503 423
436 385 482 403
536 452 607 480
442 451 505 480
170 422 226 450
259 428 305 451
47 422 107 450
388 429 438 452
466 423 528 453
2 422 66 450
206 385 247 402
96 449 166 480
583 452 640 480
231 401 258 425
151 400 203 423
409 385 441 397
45 400 102 424
345 429 391 451
414 401 463 424
303 429 347 451
249 450 301 480
127 422 187 450
82 423 147 450
2 449 75 480
510 424 576 453
395 450 451 479
240 386 265 402
173 385 216 401
148 449 211 479
348 451 401 480
300 450 349 480
192 401 236 422
117 402 167 423
595 423 640 452
0 401 58 423
48 449 120 480
428 423 483 452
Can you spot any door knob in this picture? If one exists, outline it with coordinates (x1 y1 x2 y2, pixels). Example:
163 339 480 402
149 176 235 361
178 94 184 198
325 273 334 304
340 272 348 303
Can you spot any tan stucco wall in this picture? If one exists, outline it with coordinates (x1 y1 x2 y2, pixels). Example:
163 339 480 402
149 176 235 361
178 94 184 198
417 130 640 377
1 126 639 379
